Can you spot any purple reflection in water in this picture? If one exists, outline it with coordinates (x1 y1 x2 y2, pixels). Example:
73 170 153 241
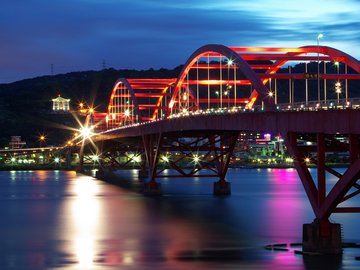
0 170 360 269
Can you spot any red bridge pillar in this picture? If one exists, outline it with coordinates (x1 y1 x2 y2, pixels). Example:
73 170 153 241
213 133 239 195
285 132 348 254
142 133 162 195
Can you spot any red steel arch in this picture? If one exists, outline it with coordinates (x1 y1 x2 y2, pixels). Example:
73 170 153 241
107 78 142 129
168 44 274 113
106 78 176 129
169 44 360 115
89 44 360 132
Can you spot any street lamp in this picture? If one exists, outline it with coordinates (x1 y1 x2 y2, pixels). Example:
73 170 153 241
334 61 340 74
335 81 342 104
39 134 46 147
317 33 324 104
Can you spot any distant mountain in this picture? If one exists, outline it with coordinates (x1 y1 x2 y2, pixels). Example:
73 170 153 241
0 67 183 147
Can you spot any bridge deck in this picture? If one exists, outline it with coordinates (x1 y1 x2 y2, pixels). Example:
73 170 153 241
95 109 360 141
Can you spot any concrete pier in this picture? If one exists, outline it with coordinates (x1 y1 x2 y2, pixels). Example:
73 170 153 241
303 219 342 254
143 181 162 196
213 181 231 195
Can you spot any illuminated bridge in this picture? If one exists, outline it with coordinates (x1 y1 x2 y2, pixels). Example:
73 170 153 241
78 44 360 254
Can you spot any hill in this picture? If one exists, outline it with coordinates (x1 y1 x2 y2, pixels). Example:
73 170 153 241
0 67 183 147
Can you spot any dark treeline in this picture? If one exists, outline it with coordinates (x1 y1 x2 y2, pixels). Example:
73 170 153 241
0 67 183 146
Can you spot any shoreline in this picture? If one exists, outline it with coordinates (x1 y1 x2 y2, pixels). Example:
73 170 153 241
0 163 350 171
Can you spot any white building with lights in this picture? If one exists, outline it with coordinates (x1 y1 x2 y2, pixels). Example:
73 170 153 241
52 95 70 112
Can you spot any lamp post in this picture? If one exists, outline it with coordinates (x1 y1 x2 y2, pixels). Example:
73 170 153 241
335 61 339 74
335 61 340 104
317 33 324 104
39 135 46 148
335 81 341 104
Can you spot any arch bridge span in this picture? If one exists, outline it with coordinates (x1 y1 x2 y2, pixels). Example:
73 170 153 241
80 44 360 254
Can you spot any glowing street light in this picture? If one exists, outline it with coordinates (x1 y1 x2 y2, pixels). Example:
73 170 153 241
131 155 141 163
193 155 200 164
161 156 170 163
91 155 99 162
39 134 46 147
80 126 93 139
335 81 342 104
334 61 340 74
317 33 324 103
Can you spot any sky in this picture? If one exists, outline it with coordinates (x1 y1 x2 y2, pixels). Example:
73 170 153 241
1 0 360 83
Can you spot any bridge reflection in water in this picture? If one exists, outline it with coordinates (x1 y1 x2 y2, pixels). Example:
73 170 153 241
75 44 360 254
3 170 360 269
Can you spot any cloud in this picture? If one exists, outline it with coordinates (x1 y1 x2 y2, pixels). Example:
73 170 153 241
0 0 360 83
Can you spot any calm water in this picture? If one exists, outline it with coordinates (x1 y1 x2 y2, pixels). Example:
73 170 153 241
0 168 360 269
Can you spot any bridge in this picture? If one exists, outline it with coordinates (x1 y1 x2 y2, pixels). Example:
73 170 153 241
77 44 360 254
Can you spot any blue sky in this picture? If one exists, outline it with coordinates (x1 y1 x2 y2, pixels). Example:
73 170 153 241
1 0 360 83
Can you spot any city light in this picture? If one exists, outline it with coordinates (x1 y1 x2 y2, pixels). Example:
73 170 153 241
80 127 93 138
193 155 200 163
91 155 99 162
335 81 342 93
130 154 141 163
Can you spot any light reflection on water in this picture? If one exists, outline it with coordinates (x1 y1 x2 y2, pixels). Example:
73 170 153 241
0 169 359 269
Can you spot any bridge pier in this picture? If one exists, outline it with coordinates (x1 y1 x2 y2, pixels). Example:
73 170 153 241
143 180 162 196
213 179 231 195
303 219 342 254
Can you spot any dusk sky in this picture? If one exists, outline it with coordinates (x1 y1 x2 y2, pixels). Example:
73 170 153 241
1 0 360 83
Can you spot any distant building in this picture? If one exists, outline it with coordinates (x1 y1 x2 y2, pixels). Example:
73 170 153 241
52 95 70 112
9 136 26 149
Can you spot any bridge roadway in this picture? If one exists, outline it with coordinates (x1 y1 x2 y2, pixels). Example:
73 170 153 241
95 109 360 140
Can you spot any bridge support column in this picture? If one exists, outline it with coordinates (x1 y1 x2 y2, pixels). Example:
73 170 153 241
142 134 162 195
138 154 149 179
143 180 162 196
212 132 238 195
213 179 231 195
77 143 85 173
65 149 72 170
285 132 360 255
95 166 105 179
303 219 342 254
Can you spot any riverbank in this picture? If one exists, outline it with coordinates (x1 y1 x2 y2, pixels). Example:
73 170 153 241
0 162 350 171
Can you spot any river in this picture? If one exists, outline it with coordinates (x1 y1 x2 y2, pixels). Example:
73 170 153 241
0 168 360 269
